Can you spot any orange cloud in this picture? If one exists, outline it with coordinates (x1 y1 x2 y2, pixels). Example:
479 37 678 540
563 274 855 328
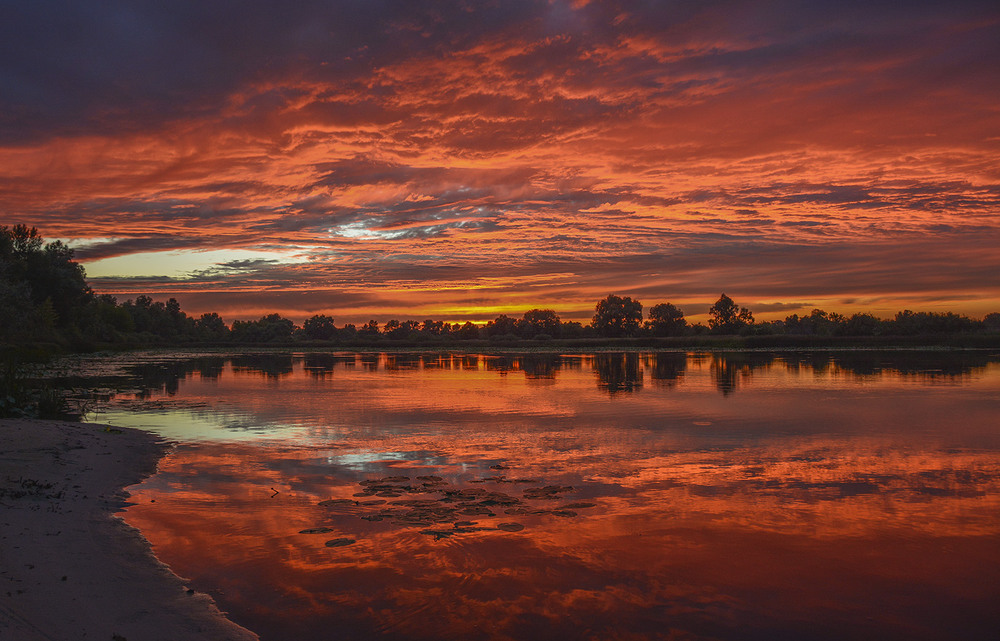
1 1 998 321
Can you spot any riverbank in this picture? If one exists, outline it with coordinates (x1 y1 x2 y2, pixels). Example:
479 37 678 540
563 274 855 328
6 330 1000 362
0 418 257 641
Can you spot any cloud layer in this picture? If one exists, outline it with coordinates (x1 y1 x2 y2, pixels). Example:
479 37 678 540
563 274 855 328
2 1 998 321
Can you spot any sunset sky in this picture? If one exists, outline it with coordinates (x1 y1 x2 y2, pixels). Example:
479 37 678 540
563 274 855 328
2 1 998 324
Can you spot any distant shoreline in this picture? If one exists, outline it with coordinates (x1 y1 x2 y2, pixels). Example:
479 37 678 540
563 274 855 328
14 332 997 356
0 419 258 641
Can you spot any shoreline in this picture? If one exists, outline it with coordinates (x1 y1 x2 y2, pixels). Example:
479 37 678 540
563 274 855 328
6 331 1000 360
0 418 258 641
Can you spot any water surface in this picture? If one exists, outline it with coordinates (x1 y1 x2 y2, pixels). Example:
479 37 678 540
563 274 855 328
80 351 1000 640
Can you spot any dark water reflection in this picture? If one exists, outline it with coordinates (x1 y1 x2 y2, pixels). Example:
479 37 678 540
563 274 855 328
70 350 1000 402
88 351 1000 640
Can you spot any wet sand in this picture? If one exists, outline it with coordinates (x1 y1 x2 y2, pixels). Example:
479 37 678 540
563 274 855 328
0 418 257 641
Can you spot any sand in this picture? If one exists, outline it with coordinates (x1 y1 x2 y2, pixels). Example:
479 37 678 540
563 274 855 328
0 418 258 641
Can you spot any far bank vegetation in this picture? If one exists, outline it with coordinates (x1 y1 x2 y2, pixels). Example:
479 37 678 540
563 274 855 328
3 225 999 353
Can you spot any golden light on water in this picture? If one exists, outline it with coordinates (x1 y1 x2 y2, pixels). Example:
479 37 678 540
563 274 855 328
96 351 1000 640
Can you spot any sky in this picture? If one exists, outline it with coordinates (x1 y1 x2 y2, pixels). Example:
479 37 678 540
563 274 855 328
1 0 998 324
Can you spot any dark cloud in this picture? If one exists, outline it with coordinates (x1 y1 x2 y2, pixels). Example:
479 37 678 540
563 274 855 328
0 1 547 142
74 236 208 260
3 0 996 143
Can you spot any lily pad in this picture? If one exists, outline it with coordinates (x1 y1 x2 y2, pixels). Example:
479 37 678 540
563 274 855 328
324 538 356 547
496 522 525 532
318 499 355 507
299 527 334 534
503 507 532 515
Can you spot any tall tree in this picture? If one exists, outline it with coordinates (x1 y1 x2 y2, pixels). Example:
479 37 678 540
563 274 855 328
485 314 519 337
194 312 229 340
708 294 754 334
0 225 92 328
646 303 687 336
593 295 643 337
520 309 561 337
303 314 337 340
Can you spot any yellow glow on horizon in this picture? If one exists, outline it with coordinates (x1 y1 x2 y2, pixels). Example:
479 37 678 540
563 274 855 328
82 248 304 279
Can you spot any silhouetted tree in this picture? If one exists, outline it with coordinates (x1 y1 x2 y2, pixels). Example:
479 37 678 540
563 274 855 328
454 321 481 340
0 225 93 331
303 314 337 340
120 295 193 339
485 314 519 337
840 312 883 336
519 309 560 338
708 294 753 334
194 312 229 340
0 262 39 341
422 319 444 335
560 320 586 338
783 309 844 336
888 310 975 335
984 313 1000 332
645 303 687 336
79 293 133 341
593 295 643 337
383 319 402 337
358 319 380 336
230 314 295 343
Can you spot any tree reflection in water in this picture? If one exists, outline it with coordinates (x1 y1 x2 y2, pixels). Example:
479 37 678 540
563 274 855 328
593 352 643 394
648 352 686 388
44 349 1000 409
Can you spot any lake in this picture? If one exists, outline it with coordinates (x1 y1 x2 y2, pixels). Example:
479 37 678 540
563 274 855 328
62 350 1000 640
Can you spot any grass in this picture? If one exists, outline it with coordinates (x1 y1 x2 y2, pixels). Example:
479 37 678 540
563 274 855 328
0 360 78 420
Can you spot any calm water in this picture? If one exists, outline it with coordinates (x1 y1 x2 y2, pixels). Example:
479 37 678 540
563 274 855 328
70 351 1000 640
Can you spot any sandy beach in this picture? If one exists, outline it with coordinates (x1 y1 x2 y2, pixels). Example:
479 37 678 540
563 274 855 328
0 418 258 641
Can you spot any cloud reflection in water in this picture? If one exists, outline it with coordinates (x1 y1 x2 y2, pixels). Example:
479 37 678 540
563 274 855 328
108 351 1000 640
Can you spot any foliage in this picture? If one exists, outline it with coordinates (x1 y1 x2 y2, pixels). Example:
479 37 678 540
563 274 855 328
520 309 561 338
303 314 337 340
195 312 229 340
646 303 687 336
358 320 380 336
485 314 519 337
454 321 482 340
0 361 76 420
593 295 643 337
230 314 296 343
1 225 93 345
708 294 754 334
889 310 976 335
840 312 883 336
559 320 587 338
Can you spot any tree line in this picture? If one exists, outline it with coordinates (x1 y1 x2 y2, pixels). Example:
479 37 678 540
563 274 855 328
2 225 999 351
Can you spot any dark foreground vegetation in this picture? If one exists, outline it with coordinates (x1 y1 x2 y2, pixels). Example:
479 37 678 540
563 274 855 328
3 225 1000 357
